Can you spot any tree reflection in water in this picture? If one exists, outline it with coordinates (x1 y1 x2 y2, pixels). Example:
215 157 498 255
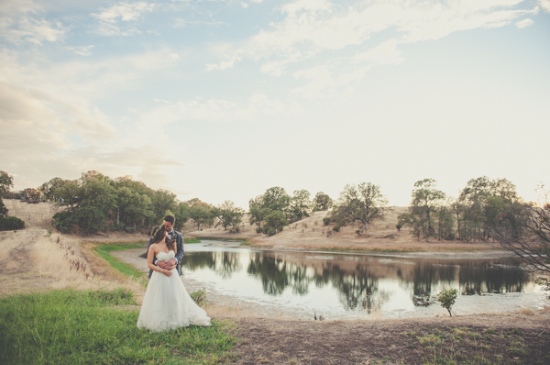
182 245 534 315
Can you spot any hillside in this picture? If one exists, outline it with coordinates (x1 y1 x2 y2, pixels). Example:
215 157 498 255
2 200 549 365
188 206 504 254
0 199 144 299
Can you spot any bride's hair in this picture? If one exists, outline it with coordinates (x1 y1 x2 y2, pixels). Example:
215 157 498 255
165 237 176 252
151 225 165 242
151 225 176 251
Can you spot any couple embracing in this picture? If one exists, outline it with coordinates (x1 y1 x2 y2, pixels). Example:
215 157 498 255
137 215 211 331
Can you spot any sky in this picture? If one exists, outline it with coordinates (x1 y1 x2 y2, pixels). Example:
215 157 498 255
1 0 550 210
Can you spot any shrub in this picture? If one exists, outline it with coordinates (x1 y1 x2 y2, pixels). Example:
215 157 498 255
332 225 340 232
53 211 77 233
323 217 331 226
437 288 458 317
0 216 25 231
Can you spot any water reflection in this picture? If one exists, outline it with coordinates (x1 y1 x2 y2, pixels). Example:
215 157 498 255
181 241 540 319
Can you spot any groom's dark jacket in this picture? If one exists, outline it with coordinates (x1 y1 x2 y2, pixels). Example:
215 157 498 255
147 230 184 278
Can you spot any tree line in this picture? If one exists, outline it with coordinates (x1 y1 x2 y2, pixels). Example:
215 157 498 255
0 169 549 272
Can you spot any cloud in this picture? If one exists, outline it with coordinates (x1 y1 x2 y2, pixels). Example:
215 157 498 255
539 0 550 12
515 18 534 28
206 53 242 71
93 2 155 23
68 45 95 56
0 1 66 45
93 1 155 36
207 0 536 100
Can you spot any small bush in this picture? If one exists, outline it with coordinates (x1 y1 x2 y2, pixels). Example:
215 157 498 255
332 225 340 232
437 288 458 317
322 217 331 226
0 216 25 231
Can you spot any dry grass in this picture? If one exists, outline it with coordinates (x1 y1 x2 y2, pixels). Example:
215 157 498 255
3 200 550 365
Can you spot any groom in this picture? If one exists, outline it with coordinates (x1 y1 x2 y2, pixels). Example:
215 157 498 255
148 214 184 278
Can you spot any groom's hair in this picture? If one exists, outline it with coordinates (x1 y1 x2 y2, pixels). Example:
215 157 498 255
164 215 175 224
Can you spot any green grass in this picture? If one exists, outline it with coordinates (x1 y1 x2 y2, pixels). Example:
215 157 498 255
94 242 147 280
0 242 237 365
184 237 201 243
0 289 235 365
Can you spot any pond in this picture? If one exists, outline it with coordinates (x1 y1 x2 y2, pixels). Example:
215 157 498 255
123 240 547 320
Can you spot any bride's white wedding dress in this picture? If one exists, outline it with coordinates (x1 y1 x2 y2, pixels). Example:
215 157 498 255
137 251 211 331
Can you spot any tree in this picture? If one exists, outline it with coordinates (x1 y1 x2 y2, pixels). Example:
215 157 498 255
288 189 311 223
0 170 14 216
331 182 388 235
397 211 423 240
188 199 215 230
51 171 117 234
248 195 267 231
172 201 191 231
54 180 81 212
495 185 550 272
262 187 290 212
0 170 14 197
216 201 244 231
312 192 333 211
114 186 154 232
150 189 177 222
398 179 446 241
21 188 42 202
39 177 66 202
263 210 287 236
458 177 521 242
248 187 291 234
77 171 117 233
458 176 492 241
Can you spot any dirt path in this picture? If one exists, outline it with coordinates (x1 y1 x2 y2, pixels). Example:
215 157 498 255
228 312 550 365
3 200 550 365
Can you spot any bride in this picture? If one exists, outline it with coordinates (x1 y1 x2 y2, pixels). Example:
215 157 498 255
137 225 211 331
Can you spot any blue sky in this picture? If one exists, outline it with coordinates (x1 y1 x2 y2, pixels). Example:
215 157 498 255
1 0 549 209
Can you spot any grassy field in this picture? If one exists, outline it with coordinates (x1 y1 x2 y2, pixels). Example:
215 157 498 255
94 242 147 280
0 241 237 365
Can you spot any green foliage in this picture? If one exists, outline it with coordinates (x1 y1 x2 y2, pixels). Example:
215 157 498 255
248 187 292 235
262 210 287 236
322 217 331 226
216 200 244 231
398 179 448 241
457 176 520 242
262 186 290 211
496 196 550 273
288 189 311 223
437 288 458 317
52 211 76 233
312 191 333 211
331 182 388 233
0 215 25 230
0 170 14 217
188 199 216 230
0 289 234 365
0 170 14 197
173 201 191 230
0 200 7 216
43 171 180 235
